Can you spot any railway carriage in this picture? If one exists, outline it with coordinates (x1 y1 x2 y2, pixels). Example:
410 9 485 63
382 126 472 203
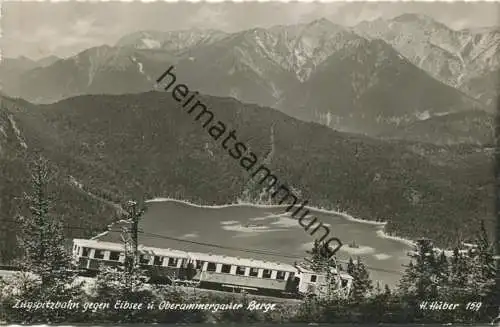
72 238 352 299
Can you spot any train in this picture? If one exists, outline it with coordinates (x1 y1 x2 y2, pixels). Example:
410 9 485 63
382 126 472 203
72 238 353 299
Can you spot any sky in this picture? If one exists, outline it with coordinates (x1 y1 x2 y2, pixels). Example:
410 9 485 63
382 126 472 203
1 1 499 60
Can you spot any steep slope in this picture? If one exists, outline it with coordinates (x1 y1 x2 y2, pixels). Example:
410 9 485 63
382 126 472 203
10 19 363 108
279 38 484 135
171 28 302 108
378 110 495 145
0 56 38 96
265 18 363 81
3 91 492 252
0 55 63 96
0 102 29 263
10 45 178 103
35 55 61 67
0 96 122 264
11 32 298 107
354 14 500 110
461 68 500 108
115 29 228 51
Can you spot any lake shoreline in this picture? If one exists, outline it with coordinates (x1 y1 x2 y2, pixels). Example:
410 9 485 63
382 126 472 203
146 197 415 248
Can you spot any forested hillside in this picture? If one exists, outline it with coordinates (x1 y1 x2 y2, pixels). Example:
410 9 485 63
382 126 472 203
0 91 495 264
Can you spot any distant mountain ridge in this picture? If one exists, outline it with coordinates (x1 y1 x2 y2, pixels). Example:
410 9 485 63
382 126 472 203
115 28 229 52
1 15 497 142
354 13 500 110
277 37 484 135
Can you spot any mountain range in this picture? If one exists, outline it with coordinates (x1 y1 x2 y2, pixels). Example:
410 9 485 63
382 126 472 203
0 91 495 263
354 14 500 110
1 14 497 143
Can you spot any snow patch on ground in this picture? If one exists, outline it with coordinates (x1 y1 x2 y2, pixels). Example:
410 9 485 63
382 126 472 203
181 232 199 238
373 253 392 260
69 175 84 189
141 38 161 49
7 114 27 149
220 220 239 225
340 245 376 255
376 230 416 247
130 56 151 81
270 216 299 228
222 224 288 234
0 125 7 138
250 213 290 221
416 110 431 120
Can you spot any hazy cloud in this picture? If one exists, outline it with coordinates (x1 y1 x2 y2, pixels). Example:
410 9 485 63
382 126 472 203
1 1 498 60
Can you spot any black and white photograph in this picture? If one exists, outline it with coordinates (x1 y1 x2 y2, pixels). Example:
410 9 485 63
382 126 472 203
0 1 499 325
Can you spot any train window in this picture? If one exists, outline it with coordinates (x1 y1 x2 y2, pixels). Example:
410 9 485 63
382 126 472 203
207 262 216 272
94 249 105 260
196 261 205 270
236 266 246 275
276 271 286 280
109 251 120 261
289 272 295 279
82 247 90 257
221 264 231 274
73 244 77 251
249 267 259 277
310 275 317 283
167 257 178 267
262 269 272 279
139 255 150 265
153 256 163 266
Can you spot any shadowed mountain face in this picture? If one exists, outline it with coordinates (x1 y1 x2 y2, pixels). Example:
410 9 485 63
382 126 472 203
6 46 176 103
0 92 494 264
277 38 483 135
3 20 361 108
0 97 118 263
354 13 500 111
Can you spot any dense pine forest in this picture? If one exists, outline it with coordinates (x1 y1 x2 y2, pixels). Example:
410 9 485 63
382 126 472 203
0 157 498 324
0 92 496 265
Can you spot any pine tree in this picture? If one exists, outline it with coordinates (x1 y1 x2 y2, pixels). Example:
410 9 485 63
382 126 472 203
406 238 440 299
350 257 373 302
435 251 449 292
305 241 344 301
398 260 417 297
306 240 330 272
347 257 356 276
384 284 391 296
4 156 82 323
375 281 382 295
17 158 75 284
449 247 469 295
473 220 496 296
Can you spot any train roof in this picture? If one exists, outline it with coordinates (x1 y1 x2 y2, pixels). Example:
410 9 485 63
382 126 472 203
73 238 297 272
339 272 354 280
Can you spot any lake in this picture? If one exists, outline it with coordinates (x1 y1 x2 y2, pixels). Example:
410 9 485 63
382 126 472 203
98 199 415 288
